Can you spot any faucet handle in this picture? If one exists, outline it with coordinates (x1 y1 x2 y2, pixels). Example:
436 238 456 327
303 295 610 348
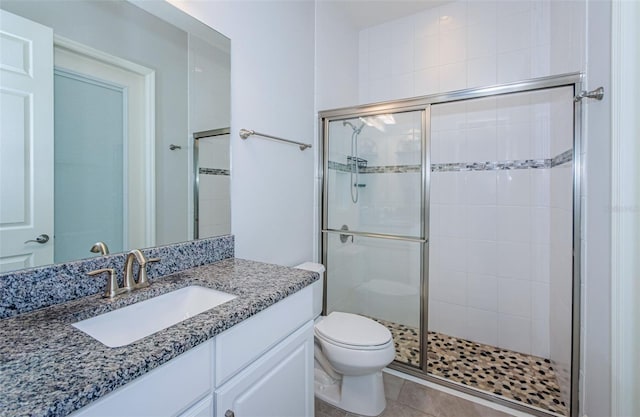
136 257 160 288
88 268 120 298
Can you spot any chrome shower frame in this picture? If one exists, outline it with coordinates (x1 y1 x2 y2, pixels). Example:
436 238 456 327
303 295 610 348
192 127 230 239
318 72 584 417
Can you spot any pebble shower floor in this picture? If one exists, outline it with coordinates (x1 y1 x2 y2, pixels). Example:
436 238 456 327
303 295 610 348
373 318 569 416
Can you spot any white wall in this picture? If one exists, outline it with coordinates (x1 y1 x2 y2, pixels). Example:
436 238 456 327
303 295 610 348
169 0 316 266
315 1 359 111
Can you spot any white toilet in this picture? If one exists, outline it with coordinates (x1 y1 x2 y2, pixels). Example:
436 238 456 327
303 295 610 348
295 262 395 416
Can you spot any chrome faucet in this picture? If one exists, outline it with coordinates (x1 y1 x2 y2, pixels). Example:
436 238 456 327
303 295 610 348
88 249 160 299
123 249 160 290
90 241 110 256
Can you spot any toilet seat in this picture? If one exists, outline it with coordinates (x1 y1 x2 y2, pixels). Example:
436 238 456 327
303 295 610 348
315 312 392 351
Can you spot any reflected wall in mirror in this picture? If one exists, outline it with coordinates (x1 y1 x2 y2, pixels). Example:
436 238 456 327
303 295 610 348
0 0 230 273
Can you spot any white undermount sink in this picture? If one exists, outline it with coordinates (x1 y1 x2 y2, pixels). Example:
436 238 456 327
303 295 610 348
72 285 236 348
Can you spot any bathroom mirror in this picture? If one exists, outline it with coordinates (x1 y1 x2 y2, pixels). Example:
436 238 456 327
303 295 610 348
0 0 230 273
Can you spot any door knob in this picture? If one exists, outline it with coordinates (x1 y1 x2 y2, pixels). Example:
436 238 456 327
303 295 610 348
24 234 50 244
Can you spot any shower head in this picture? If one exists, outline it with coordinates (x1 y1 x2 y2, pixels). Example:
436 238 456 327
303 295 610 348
343 120 365 135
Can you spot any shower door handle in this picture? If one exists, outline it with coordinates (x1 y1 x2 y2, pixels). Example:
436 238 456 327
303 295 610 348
24 234 50 244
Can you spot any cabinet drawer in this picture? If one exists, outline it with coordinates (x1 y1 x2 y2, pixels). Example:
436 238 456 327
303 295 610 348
215 285 313 386
71 340 213 417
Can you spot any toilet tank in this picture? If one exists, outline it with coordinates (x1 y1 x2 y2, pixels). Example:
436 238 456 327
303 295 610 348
294 262 325 317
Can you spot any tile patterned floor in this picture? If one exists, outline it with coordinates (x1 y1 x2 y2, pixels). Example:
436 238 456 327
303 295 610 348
371 318 568 416
315 372 517 417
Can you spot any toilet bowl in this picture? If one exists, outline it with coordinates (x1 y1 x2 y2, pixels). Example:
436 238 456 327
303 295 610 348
295 262 395 417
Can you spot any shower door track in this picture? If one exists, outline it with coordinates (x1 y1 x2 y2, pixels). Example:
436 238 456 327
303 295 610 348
319 72 584 417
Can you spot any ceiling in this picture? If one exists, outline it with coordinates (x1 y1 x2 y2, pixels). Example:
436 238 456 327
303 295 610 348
322 0 453 29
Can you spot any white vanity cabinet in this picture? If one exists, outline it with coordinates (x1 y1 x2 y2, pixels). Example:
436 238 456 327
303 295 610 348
70 285 315 417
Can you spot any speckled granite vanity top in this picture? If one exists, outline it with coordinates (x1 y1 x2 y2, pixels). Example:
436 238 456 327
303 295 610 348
0 258 318 417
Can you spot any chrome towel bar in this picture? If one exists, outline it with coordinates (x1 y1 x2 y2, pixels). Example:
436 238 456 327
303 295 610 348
239 128 312 151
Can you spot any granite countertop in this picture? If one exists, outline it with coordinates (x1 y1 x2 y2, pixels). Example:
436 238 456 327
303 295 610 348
0 258 318 417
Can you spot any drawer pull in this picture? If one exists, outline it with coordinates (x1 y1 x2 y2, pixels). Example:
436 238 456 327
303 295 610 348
225 410 235 417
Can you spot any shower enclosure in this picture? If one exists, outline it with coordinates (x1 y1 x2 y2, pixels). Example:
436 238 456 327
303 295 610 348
193 128 231 239
320 74 581 417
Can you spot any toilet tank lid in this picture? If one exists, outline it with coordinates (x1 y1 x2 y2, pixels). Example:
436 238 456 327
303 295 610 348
294 262 325 274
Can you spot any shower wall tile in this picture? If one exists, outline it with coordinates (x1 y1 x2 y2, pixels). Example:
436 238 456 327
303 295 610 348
497 10 532 54
467 56 497 89
467 21 497 60
532 281 551 321
496 123 533 160
358 0 584 104
439 27 467 65
430 171 465 204
392 42 415 77
498 277 532 318
432 129 466 163
531 168 551 207
439 1 468 31
531 207 551 244
497 170 531 206
430 299 467 339
465 307 499 346
498 314 532 354
466 125 498 161
464 171 497 205
497 206 532 243
466 240 497 276
531 243 551 283
430 269 467 305
439 62 467 92
438 237 468 273
467 1 497 26
439 205 467 238
466 206 497 241
497 241 532 279
415 35 440 70
414 67 439 96
467 274 498 311
532 318 550 358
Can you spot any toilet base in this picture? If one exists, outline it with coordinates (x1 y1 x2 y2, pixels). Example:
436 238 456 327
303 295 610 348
314 365 387 416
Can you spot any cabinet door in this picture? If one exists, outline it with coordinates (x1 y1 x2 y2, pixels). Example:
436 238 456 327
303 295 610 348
179 396 213 417
215 322 314 417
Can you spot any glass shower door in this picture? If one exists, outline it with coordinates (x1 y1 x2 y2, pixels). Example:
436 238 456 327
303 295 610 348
427 87 575 416
323 110 425 367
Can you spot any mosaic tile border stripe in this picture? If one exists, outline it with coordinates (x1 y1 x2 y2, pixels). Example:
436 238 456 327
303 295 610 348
432 158 549 172
551 149 573 167
329 161 421 174
328 149 573 174
199 168 230 176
